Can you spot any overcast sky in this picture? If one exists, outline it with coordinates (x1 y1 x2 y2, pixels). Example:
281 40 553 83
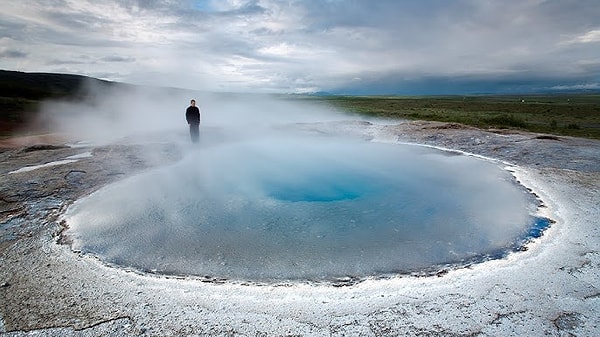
1 0 599 94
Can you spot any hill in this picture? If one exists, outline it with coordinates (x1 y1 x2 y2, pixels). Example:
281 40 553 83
0 70 125 136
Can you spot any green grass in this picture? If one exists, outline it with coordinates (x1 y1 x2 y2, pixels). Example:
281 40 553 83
305 94 600 139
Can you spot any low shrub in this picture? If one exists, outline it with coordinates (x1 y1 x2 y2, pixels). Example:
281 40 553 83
483 114 528 128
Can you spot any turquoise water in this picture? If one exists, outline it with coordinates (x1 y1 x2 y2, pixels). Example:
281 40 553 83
64 136 546 281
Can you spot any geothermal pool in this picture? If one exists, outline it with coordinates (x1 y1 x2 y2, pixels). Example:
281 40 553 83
63 135 546 282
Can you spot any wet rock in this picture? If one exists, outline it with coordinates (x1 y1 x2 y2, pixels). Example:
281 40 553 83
553 312 583 331
65 170 86 185
20 144 69 152
0 199 22 214
535 135 562 141
436 269 449 277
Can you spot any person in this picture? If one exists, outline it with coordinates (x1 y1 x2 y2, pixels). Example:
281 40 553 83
185 99 201 143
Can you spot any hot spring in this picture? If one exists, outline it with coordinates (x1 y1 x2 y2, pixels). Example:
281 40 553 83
63 130 546 282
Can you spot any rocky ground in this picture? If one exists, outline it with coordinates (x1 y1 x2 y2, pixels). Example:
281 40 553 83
0 120 599 336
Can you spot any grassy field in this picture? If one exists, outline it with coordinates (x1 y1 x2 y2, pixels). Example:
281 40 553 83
308 94 600 140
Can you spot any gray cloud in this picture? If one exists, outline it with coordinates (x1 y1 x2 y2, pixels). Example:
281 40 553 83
101 55 136 62
0 49 27 58
1 0 599 93
46 59 91 66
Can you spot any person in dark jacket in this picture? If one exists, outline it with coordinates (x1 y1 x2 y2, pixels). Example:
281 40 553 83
185 99 201 143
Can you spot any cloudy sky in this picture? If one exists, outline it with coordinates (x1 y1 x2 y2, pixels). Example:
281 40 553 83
1 0 599 94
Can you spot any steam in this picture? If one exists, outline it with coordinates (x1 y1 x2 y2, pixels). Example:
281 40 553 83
37 82 349 145
50 82 540 281
63 133 538 281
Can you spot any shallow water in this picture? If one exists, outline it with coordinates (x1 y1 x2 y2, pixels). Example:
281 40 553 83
64 135 540 281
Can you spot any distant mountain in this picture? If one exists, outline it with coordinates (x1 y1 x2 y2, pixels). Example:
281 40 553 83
0 69 125 100
0 70 129 135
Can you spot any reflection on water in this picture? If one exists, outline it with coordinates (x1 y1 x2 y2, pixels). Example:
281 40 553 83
64 136 541 281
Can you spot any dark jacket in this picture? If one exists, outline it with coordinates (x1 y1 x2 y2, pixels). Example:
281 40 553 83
186 106 200 125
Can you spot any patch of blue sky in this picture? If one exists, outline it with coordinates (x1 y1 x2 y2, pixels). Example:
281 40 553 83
190 0 216 12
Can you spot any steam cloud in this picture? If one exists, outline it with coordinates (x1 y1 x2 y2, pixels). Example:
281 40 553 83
37 82 349 145
56 86 538 281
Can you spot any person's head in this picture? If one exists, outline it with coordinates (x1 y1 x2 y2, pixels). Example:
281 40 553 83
190 99 196 106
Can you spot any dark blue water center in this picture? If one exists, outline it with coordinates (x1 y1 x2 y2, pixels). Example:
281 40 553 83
64 136 544 281
266 170 374 202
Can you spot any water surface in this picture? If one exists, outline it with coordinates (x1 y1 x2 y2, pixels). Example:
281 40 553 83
64 136 540 281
